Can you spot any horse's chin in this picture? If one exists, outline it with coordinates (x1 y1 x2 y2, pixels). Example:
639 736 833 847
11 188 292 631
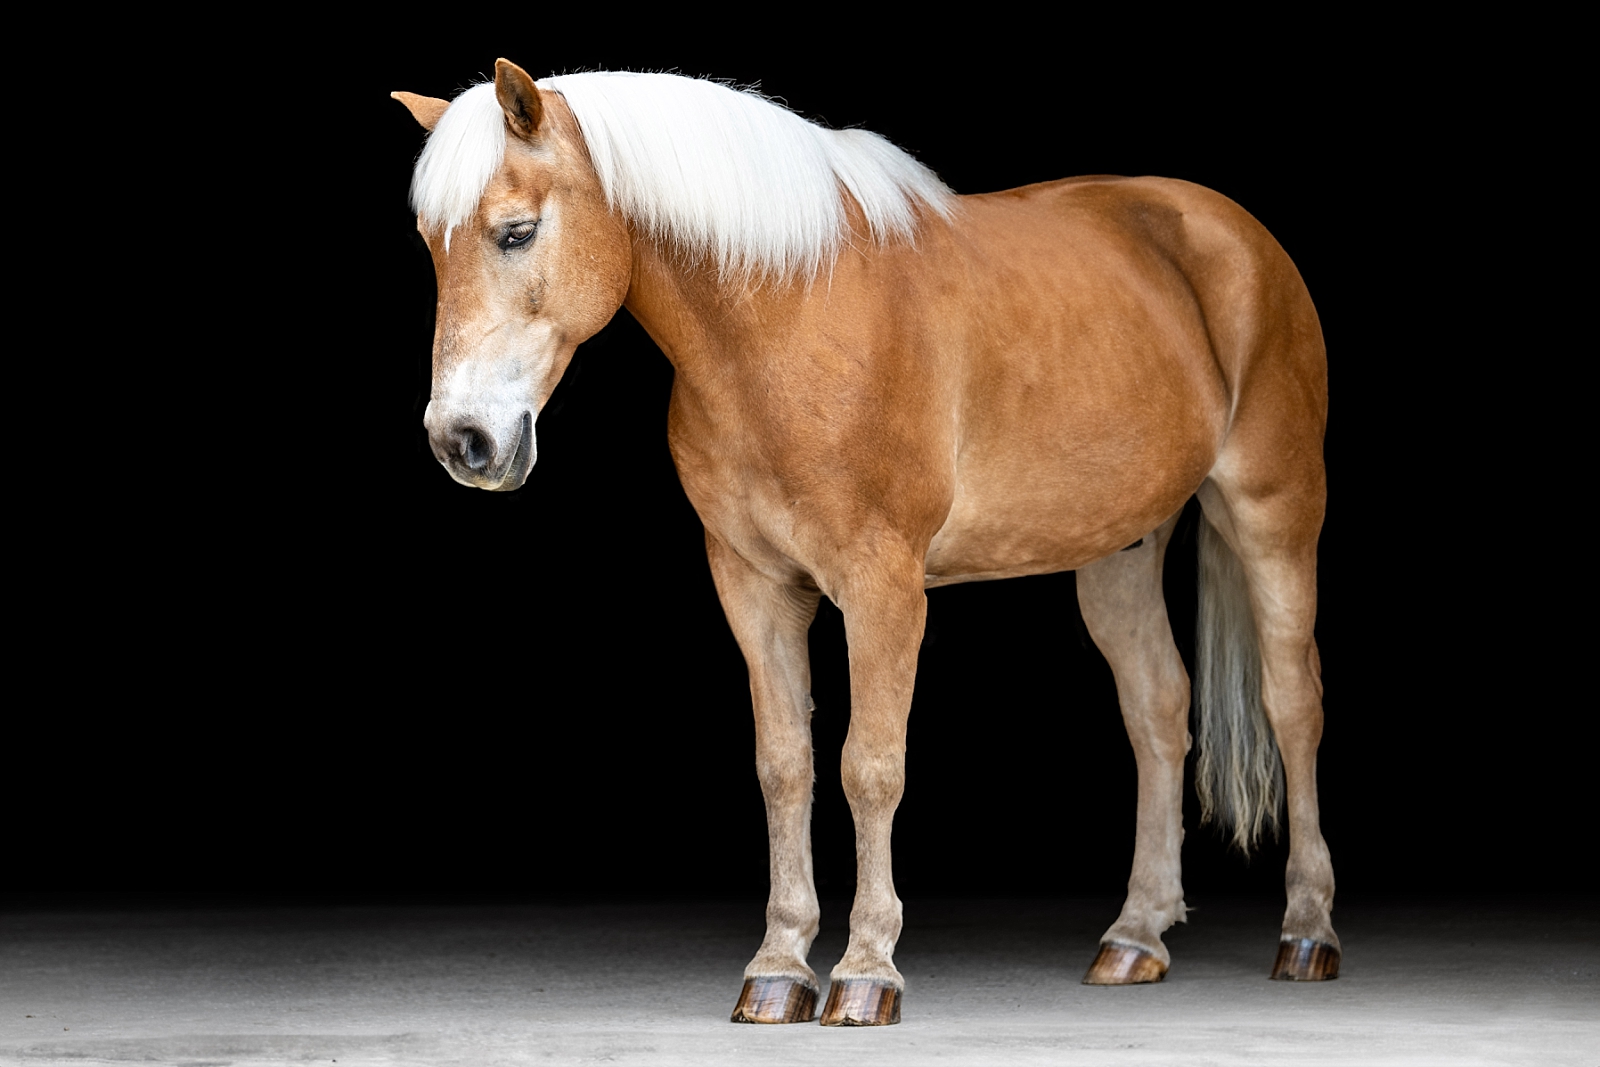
492 411 536 491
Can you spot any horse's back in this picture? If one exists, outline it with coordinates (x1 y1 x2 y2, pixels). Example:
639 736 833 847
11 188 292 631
919 176 1326 582
954 173 1322 380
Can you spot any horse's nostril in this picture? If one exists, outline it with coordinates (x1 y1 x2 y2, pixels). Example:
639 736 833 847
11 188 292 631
460 427 492 471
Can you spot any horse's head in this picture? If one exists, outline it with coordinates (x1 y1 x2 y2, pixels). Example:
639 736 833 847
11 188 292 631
395 60 631 491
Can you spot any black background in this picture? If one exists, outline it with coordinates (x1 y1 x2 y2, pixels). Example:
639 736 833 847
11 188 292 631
14 24 1581 910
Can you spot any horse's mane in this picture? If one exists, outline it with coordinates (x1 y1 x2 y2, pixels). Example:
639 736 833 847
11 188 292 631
410 72 954 282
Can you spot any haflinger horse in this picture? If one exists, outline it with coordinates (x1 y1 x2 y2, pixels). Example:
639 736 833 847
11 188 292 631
393 59 1339 1026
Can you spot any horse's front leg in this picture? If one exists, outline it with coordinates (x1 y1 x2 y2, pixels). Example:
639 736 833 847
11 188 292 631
820 546 926 1026
1074 513 1192 984
707 534 825 1024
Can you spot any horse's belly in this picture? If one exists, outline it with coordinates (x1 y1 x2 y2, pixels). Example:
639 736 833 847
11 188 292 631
914 196 1234 585
923 403 1219 586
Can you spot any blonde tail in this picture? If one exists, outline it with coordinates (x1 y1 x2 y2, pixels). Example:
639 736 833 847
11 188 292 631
1194 515 1284 853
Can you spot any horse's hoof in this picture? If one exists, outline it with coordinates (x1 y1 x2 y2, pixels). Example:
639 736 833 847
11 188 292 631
1082 942 1167 985
1270 938 1341 981
730 976 819 1023
819 979 901 1026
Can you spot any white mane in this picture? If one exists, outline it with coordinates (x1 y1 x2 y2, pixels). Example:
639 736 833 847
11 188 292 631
410 72 954 281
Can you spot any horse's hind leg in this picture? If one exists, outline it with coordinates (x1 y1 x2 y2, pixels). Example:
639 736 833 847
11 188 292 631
1076 512 1191 984
1196 474 1341 979
706 534 825 1023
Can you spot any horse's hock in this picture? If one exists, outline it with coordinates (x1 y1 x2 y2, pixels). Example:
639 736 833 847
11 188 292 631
393 59 1340 1023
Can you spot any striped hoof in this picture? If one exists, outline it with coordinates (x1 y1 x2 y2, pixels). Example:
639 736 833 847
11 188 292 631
1271 938 1340 980
1083 942 1167 985
730 977 818 1023
819 979 901 1026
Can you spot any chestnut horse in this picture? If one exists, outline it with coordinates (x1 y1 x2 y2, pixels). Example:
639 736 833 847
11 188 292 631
392 59 1339 1026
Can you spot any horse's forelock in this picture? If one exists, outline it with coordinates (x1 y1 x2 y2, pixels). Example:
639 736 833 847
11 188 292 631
409 82 508 251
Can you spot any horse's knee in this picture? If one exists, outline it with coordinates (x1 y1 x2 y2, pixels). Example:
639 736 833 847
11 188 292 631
839 743 905 809
755 750 812 807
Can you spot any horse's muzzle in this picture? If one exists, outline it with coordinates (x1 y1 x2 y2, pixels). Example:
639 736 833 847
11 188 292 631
433 410 534 491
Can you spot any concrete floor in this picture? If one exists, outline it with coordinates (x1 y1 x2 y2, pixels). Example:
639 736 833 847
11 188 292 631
1 896 1594 1066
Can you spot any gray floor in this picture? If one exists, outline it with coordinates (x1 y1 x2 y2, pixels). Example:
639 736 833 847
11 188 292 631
2 897 1594 1066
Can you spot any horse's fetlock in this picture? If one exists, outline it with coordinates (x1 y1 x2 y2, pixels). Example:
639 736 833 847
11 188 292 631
767 904 821 942
845 917 902 955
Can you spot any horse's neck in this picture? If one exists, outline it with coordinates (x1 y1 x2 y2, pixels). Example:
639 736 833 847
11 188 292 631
622 241 808 379
619 189 944 375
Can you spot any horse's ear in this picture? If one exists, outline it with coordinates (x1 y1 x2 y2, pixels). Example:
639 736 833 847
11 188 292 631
391 91 450 132
494 58 544 139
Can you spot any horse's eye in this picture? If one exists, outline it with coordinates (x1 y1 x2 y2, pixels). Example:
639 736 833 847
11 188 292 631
500 222 538 251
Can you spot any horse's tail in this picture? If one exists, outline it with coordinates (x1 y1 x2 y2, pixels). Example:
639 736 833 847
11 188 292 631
1194 513 1285 853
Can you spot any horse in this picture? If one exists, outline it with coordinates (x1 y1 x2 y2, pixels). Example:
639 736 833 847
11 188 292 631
391 59 1339 1026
